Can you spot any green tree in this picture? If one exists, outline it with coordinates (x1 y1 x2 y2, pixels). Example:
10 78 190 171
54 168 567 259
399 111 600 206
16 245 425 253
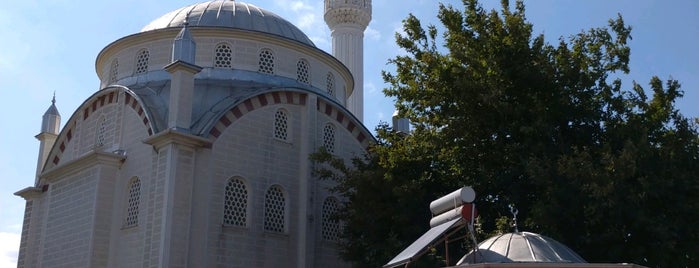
313 0 699 267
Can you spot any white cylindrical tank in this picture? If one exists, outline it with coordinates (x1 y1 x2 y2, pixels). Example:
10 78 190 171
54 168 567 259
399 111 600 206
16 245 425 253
429 186 475 215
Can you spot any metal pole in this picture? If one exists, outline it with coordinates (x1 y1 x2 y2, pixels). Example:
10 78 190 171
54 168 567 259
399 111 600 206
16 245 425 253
445 237 450 266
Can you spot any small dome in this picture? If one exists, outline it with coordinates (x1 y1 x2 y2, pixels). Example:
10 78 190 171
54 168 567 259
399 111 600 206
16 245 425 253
458 232 587 264
141 0 315 47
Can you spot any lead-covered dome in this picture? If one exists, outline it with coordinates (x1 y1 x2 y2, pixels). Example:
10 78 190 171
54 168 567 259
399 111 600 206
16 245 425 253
458 232 587 264
141 0 315 46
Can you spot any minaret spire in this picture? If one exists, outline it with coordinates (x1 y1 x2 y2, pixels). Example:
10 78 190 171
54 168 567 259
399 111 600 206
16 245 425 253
324 0 372 122
35 94 61 182
41 93 60 135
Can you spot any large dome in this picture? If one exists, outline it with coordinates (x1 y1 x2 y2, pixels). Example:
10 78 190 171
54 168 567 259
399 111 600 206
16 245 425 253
458 232 587 264
141 0 315 46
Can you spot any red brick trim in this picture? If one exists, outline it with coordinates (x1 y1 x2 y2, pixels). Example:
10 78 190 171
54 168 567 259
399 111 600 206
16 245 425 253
208 92 307 138
316 99 372 149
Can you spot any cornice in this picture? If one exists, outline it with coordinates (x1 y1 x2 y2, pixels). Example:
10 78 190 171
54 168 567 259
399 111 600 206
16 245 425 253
35 132 58 141
143 128 212 150
324 7 372 29
164 60 203 74
40 150 127 182
14 187 43 200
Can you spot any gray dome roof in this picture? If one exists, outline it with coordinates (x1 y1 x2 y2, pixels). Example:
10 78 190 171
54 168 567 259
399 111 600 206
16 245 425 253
458 232 587 264
141 0 315 47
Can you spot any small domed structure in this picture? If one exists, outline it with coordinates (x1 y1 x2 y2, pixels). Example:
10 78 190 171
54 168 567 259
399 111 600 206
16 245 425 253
457 231 587 265
141 0 315 46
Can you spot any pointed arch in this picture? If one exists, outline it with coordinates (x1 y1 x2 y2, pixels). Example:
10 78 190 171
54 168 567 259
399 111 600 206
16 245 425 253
316 98 373 149
46 88 154 169
208 91 307 139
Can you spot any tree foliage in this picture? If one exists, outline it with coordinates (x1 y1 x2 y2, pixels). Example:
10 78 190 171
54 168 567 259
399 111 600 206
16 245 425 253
313 0 699 267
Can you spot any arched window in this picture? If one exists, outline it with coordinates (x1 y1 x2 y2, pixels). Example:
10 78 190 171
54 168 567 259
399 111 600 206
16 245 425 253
135 49 150 74
323 123 336 153
223 177 248 227
296 59 310 84
274 109 289 141
214 43 233 68
322 197 341 241
96 115 107 147
124 177 141 227
326 72 335 96
258 49 275 74
264 185 286 233
109 59 119 84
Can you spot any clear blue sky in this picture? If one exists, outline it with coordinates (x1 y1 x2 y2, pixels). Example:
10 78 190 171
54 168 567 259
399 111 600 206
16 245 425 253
0 0 696 265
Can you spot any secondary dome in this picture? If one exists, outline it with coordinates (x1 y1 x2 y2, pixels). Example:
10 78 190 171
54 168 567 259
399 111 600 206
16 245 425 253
457 232 587 264
141 0 315 46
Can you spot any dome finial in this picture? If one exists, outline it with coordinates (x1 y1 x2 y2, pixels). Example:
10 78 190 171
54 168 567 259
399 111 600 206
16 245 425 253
509 204 519 232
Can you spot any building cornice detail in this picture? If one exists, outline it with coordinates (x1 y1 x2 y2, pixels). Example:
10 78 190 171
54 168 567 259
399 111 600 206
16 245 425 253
14 187 43 200
164 60 202 74
35 132 58 141
324 7 371 29
40 149 127 182
143 128 212 150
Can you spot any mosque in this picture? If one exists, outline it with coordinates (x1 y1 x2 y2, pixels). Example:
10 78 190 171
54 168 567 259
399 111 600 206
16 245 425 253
15 0 378 267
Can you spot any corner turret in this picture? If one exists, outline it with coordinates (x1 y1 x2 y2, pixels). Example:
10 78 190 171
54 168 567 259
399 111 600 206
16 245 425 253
172 21 196 64
165 22 202 130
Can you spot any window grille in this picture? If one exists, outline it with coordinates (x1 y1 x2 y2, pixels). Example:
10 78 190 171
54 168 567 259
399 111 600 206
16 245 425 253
322 197 341 241
96 116 106 147
214 43 233 68
326 72 335 96
297 59 310 84
124 177 141 227
258 49 275 74
109 59 119 84
274 109 289 140
135 49 150 74
264 185 286 233
323 124 336 153
223 178 248 227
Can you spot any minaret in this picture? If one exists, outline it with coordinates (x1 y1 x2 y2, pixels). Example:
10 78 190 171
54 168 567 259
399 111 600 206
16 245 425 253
324 0 371 122
35 94 60 183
